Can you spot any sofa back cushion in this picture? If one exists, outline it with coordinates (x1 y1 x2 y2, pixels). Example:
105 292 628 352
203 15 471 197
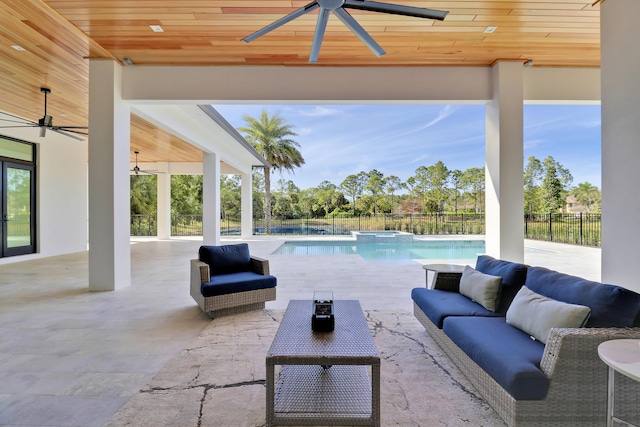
506 286 591 343
199 244 251 276
459 266 502 312
525 266 640 327
475 255 528 315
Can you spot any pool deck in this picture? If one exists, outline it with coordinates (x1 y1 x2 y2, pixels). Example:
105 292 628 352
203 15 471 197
0 234 600 426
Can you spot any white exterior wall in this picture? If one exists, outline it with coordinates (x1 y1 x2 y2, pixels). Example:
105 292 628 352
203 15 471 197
0 129 88 266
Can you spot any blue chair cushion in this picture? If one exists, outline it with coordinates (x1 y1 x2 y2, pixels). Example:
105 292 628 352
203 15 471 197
411 288 501 329
475 255 528 315
201 271 277 297
525 266 640 327
199 244 251 276
443 316 547 400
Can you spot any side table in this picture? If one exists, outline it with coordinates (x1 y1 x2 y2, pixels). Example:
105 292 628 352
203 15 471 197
422 263 465 291
598 339 640 427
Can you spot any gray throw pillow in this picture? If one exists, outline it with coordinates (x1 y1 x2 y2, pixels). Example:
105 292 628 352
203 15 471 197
459 265 502 312
506 286 591 344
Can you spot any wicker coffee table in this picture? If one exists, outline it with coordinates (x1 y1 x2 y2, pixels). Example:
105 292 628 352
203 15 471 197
266 300 380 426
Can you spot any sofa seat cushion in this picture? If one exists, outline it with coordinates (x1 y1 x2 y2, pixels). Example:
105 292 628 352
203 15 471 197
525 266 640 327
443 316 547 400
411 288 501 329
201 272 277 297
475 255 528 315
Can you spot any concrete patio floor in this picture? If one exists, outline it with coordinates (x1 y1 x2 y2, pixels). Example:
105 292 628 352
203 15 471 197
0 235 600 426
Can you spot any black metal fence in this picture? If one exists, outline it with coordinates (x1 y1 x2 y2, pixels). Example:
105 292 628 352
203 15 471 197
130 212 602 247
524 213 601 247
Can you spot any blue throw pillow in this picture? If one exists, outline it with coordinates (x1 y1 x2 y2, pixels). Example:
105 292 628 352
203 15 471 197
199 244 251 276
525 266 640 328
475 255 528 315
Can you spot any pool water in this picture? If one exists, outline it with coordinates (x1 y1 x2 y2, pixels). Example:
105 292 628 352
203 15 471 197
272 240 486 264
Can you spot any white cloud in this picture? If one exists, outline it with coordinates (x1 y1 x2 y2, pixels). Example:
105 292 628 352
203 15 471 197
297 106 342 117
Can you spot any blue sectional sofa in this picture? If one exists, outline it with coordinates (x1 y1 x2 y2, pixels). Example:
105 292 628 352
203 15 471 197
412 255 640 426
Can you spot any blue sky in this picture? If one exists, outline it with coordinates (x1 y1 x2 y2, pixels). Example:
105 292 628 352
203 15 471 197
213 104 601 191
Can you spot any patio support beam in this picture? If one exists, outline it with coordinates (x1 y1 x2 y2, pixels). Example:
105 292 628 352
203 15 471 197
202 151 221 245
88 60 131 291
601 0 640 292
241 171 253 239
157 163 171 239
485 61 525 263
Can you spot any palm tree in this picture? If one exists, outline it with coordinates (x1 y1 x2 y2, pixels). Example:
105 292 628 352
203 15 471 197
238 109 304 233
571 182 601 213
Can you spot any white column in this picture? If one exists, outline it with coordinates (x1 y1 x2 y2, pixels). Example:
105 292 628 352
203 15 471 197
485 61 525 263
202 152 221 245
241 172 253 239
88 60 131 291
156 163 171 240
601 0 640 291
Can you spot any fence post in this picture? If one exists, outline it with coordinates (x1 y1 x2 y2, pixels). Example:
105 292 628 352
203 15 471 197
549 213 553 242
579 212 583 246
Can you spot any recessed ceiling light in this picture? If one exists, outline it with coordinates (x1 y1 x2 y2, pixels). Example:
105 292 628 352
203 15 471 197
149 25 164 33
484 26 498 34
11 45 26 51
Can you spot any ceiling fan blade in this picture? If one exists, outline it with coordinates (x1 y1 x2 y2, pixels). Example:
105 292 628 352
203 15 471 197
333 7 385 58
309 8 331 63
344 0 448 20
0 125 39 129
54 126 89 136
243 1 320 43
49 127 86 141
0 112 37 125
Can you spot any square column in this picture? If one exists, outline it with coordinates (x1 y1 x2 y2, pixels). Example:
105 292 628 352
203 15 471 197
88 60 131 291
156 163 171 240
601 0 640 291
485 61 525 263
241 172 253 239
202 152 221 245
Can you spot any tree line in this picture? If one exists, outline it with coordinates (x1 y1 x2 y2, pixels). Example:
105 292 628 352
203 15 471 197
130 110 602 222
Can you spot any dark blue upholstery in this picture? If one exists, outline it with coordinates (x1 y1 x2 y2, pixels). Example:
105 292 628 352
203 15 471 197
199 244 251 276
475 255 528 315
525 266 640 327
443 316 547 400
201 271 277 297
411 288 500 328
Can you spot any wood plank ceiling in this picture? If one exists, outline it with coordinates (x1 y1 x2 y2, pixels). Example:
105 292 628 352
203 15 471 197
0 0 601 163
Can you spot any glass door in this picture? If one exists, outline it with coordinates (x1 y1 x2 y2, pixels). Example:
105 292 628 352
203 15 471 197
2 162 35 257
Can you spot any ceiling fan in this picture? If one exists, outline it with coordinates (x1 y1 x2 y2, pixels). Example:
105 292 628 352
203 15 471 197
131 151 162 175
242 0 448 63
0 87 88 141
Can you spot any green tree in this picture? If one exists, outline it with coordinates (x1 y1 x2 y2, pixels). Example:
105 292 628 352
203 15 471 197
316 180 338 216
220 175 241 219
426 161 450 213
461 167 485 213
524 156 543 213
384 175 404 214
449 169 463 213
130 175 157 215
365 169 385 215
238 109 304 233
541 156 573 213
339 172 366 214
571 182 601 213
171 175 203 215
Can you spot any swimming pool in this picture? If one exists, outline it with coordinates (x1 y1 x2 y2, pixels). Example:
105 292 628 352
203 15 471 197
272 239 486 263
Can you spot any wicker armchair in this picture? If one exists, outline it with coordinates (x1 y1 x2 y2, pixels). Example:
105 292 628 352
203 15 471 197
190 244 277 318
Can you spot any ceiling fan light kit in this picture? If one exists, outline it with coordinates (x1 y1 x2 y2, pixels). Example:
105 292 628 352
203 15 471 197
242 0 448 63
